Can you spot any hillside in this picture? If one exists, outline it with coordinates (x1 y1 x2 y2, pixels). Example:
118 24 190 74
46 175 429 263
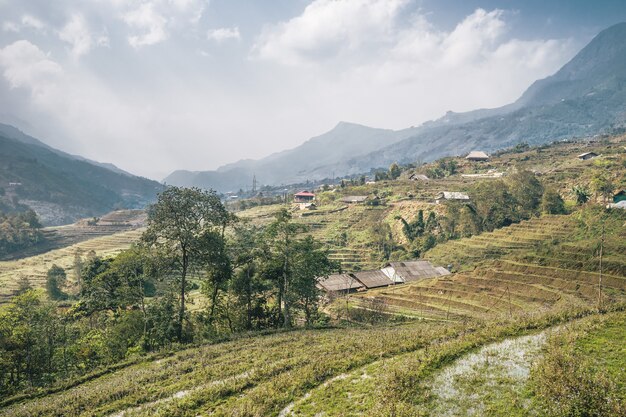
0 128 164 225
0 136 624 416
166 22 626 192
165 122 420 191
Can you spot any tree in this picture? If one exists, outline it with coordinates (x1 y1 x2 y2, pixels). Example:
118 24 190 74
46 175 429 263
142 186 232 342
541 188 566 214
572 185 591 205
591 171 615 203
46 264 67 300
389 163 402 180
507 170 544 215
263 209 307 328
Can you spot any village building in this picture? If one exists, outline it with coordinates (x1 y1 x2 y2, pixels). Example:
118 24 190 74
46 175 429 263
294 191 315 203
613 190 626 203
577 151 598 160
409 173 430 181
381 261 450 283
465 151 489 161
435 191 470 204
350 270 394 289
317 273 364 293
341 195 368 204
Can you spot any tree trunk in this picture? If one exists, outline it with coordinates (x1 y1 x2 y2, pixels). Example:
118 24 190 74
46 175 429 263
282 232 291 328
178 249 188 342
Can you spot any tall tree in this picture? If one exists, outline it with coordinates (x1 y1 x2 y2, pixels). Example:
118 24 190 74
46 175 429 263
142 186 231 341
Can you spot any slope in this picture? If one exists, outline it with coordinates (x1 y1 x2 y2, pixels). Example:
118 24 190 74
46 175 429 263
0 133 163 225
165 122 420 191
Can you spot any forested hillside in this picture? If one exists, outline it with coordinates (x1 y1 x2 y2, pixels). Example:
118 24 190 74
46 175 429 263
0 132 163 225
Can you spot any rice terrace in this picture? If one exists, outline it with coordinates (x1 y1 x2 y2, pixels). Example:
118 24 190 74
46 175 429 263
1 2 626 417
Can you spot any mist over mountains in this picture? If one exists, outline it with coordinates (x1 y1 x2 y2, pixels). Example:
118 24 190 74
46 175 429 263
165 22 626 192
0 124 163 225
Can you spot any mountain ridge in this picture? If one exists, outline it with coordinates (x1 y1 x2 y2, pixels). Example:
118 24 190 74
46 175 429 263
167 22 625 191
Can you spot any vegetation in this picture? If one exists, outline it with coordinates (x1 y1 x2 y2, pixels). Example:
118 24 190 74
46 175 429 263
0 210 44 257
0 137 624 415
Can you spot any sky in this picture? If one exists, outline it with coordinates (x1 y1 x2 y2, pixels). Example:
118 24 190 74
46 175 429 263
0 0 625 180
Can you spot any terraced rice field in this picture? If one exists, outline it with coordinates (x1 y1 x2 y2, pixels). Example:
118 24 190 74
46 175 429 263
350 214 626 320
0 228 144 303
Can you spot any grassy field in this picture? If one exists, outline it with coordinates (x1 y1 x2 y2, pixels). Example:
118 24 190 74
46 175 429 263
0 228 143 303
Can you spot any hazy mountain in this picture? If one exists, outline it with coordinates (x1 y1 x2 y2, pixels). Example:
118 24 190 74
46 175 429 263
0 123 134 176
0 129 164 225
167 22 626 191
165 122 421 191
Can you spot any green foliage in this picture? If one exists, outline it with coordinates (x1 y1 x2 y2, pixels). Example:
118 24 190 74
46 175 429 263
0 210 44 257
389 162 402 180
591 170 615 203
541 188 566 214
45 264 67 300
572 185 591 205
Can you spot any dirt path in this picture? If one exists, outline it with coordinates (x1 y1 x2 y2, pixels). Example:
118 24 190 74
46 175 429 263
428 328 560 416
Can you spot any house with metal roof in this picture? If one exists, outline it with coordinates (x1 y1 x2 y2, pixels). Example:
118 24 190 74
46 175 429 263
341 195 368 204
351 270 394 289
435 191 470 204
465 151 489 161
382 261 450 283
317 273 364 293
577 152 598 160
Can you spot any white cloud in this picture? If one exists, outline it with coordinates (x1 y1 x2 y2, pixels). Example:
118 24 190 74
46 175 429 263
59 14 95 58
123 3 168 48
0 40 63 98
2 21 20 33
207 27 240 43
254 0 408 65
21 15 46 31
120 0 207 48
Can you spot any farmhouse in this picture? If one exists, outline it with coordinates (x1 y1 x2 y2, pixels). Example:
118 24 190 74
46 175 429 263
351 270 394 289
294 191 315 203
613 190 626 203
381 261 450 283
341 195 368 204
409 173 430 181
317 273 364 293
577 151 598 160
435 191 470 204
465 151 489 161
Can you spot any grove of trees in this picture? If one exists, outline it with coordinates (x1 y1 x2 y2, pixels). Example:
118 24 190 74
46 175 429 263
0 187 337 396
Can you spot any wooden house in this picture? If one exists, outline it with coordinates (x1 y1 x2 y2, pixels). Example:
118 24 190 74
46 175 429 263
465 151 489 161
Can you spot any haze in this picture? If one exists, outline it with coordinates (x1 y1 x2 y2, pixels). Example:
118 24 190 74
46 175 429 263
1 0 625 180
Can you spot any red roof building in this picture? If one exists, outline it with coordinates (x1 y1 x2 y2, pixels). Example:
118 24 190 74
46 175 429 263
294 191 315 203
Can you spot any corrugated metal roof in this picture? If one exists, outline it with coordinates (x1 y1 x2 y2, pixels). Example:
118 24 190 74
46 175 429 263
352 270 394 288
436 191 470 200
386 261 450 283
341 195 368 203
318 274 364 292
466 151 489 160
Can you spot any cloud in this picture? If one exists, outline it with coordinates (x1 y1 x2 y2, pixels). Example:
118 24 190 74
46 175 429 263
207 27 240 43
0 40 63 98
59 14 97 58
120 0 207 48
123 3 168 48
21 15 46 31
2 21 20 33
253 0 408 65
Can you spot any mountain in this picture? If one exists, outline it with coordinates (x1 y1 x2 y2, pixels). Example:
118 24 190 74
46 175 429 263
166 22 626 191
0 127 164 225
0 123 134 176
165 122 421 191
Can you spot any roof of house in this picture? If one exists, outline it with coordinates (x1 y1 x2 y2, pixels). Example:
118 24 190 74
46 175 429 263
352 270 394 289
385 261 450 283
294 191 315 197
341 195 368 203
613 190 625 196
607 201 626 209
436 191 470 200
318 274 364 292
577 152 598 158
466 151 489 160
409 174 430 181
